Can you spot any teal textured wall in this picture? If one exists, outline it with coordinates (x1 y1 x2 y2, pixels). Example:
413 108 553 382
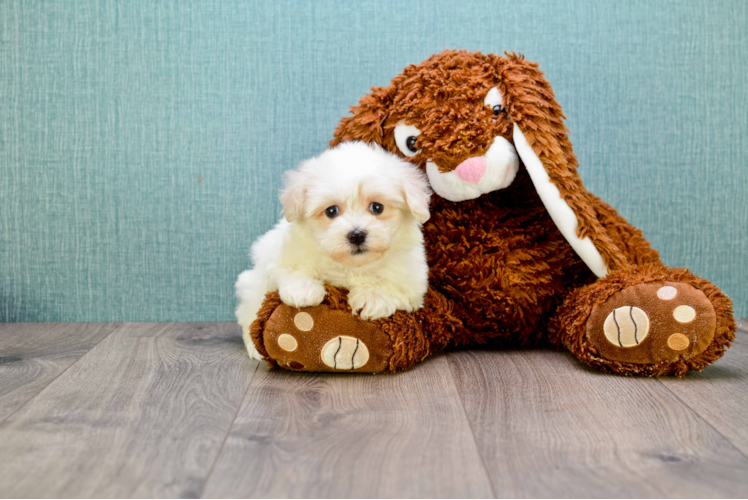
1 0 746 321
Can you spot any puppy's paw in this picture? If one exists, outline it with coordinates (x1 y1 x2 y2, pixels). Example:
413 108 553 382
279 280 326 308
246 342 263 361
348 290 402 320
242 326 264 361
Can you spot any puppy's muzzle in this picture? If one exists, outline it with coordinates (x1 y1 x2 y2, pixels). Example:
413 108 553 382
347 229 367 247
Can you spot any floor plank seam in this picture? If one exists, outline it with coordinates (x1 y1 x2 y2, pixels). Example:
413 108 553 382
0 322 124 429
198 360 261 499
444 352 499 499
654 376 748 464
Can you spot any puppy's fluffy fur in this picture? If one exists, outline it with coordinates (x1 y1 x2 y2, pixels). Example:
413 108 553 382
235 141 431 360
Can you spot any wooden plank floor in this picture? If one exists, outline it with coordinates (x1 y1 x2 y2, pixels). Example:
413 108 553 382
0 320 746 498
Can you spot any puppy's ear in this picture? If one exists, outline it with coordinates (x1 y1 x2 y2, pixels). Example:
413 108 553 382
490 53 629 277
279 169 308 222
400 166 431 224
331 83 399 148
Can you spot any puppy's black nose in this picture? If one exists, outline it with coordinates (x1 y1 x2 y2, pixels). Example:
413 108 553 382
347 229 367 246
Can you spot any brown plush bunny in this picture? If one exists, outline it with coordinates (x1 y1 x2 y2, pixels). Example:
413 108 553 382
248 50 736 376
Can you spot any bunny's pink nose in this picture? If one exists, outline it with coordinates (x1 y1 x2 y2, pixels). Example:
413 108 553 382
454 157 487 184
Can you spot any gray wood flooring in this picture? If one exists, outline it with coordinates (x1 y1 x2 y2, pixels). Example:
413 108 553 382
0 320 746 498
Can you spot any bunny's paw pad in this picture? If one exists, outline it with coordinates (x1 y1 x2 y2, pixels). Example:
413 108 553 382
586 282 716 365
262 305 393 373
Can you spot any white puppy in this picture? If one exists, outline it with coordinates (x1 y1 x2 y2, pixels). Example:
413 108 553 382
235 141 431 360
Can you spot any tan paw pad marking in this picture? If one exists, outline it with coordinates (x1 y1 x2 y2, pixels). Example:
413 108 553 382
673 305 696 323
667 333 690 351
603 306 650 347
321 336 369 370
277 333 298 352
293 312 314 331
657 285 677 300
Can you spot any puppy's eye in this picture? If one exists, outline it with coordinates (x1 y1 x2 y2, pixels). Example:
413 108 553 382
369 202 384 215
493 105 504 116
394 123 422 157
325 206 340 218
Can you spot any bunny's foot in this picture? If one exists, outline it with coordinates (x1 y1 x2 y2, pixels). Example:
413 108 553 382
550 265 736 376
246 286 458 373
253 300 394 373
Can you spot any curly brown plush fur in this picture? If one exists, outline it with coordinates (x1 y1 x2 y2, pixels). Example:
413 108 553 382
251 50 735 376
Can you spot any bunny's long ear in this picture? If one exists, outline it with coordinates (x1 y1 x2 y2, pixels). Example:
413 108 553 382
492 53 629 277
331 82 399 148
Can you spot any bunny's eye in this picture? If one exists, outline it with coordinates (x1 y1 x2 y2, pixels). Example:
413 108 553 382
484 87 505 119
325 206 340 218
394 123 422 157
